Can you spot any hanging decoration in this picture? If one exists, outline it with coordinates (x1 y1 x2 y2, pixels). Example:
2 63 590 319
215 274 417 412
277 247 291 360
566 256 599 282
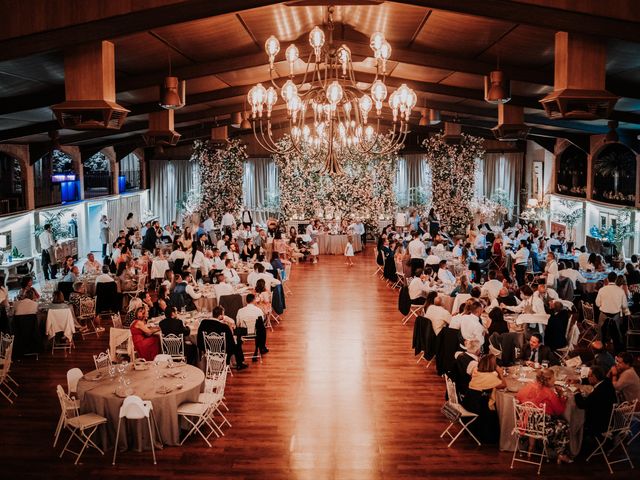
274 135 397 227
190 138 247 221
422 133 484 235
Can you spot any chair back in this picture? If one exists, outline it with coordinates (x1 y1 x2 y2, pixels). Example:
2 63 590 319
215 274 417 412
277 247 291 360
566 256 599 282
153 354 172 363
204 352 226 380
203 332 225 355
0 332 14 358
79 296 96 319
96 281 118 313
120 395 150 420
66 368 84 395
513 400 547 439
161 333 184 358
93 349 111 371
488 344 502 359
582 301 595 323
0 341 13 377
605 400 637 438
284 263 292 282
444 374 459 406
56 384 79 419
110 313 123 329
57 281 74 300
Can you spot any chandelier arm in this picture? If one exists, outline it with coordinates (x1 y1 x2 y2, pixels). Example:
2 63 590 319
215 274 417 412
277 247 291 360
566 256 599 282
252 120 278 154
298 50 315 88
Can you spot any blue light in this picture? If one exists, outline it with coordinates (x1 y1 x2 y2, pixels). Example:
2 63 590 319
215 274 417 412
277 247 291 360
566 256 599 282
61 180 80 203
118 175 126 193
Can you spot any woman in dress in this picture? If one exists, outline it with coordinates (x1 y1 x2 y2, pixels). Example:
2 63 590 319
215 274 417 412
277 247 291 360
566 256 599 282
242 238 257 262
515 368 572 464
273 231 287 259
119 259 138 292
179 226 193 251
344 238 355 267
254 279 272 317
427 208 439 239
130 306 161 361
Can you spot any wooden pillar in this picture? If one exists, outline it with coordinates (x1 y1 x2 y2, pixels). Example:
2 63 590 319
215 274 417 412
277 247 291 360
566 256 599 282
0 144 33 210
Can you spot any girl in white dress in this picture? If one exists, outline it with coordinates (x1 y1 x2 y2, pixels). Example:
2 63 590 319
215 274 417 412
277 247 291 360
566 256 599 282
310 239 319 263
344 239 354 266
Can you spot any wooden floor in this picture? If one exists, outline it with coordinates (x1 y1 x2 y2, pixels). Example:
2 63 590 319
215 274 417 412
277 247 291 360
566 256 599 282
1 249 638 480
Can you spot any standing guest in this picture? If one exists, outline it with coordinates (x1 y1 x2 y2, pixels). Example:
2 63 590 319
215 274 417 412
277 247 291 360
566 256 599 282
142 220 159 252
82 253 102 275
39 223 57 280
344 238 355 267
241 207 253 229
509 240 530 286
203 210 216 245
99 215 112 258
355 219 366 247
309 238 319 264
589 340 615 373
574 366 617 438
515 368 572 463
474 228 488 261
124 212 137 234
595 271 629 353
542 252 559 289
236 293 268 361
544 301 569 352
221 211 236 237
130 306 160 361
407 231 425 276
427 208 439 239
159 306 197 365
608 352 640 404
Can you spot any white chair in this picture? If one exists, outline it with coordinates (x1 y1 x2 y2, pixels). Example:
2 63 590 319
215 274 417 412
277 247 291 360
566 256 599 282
283 263 293 295
203 352 232 418
587 400 637 474
392 271 406 289
54 368 83 447
111 313 123 329
402 303 423 325
510 400 548 474
161 333 185 362
203 332 225 355
0 339 17 404
112 395 162 465
440 375 481 447
122 274 147 308
0 333 19 387
278 268 292 296
79 296 99 339
578 301 598 344
627 412 640 446
240 317 262 364
109 328 135 362
93 349 111 371
57 385 107 465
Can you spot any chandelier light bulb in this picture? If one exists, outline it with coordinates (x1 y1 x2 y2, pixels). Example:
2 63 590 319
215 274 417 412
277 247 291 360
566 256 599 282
309 26 325 59
289 94 302 112
281 80 297 103
302 124 311 141
265 86 278 115
327 81 343 105
285 44 299 75
370 31 385 52
265 35 280 67
291 126 301 140
365 125 374 140
371 80 387 104
248 83 267 117
343 101 352 118
377 40 392 73
337 44 351 76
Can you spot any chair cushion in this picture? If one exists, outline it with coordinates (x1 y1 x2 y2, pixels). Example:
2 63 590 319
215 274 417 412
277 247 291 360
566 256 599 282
177 402 209 416
67 413 107 429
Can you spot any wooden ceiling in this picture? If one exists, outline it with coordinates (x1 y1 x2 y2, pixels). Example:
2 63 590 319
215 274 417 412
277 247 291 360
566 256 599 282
0 0 639 153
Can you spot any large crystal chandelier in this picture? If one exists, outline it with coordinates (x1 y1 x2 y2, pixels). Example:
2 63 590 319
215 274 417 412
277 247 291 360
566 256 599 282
247 6 415 174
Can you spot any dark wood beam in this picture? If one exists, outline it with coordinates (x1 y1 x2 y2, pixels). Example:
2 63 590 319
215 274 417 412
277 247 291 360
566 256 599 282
398 0 640 43
0 0 282 62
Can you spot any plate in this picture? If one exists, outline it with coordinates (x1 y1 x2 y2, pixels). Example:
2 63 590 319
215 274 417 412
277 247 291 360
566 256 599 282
114 387 134 398
156 385 174 394
84 372 103 381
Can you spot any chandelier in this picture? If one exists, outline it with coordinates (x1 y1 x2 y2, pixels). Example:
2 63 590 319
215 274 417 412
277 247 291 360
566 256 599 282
247 6 416 174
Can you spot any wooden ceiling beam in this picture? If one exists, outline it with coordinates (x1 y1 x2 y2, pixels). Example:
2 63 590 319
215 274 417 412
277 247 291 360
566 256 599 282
397 0 640 43
0 0 282 62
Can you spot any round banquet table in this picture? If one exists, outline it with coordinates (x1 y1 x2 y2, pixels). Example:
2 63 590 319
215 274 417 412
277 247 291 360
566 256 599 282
316 234 363 255
495 365 585 455
76 364 204 451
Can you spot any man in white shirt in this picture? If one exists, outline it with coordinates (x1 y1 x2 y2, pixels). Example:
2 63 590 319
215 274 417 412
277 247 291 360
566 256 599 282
247 263 280 289
184 273 202 304
407 231 426 276
596 271 629 352
213 274 234 300
437 260 456 285
504 285 545 315
458 300 486 344
452 239 463 258
542 252 559 288
481 270 503 301
408 268 432 304
221 211 236 237
355 220 366 246
236 294 268 359
424 247 440 269
424 296 451 335
13 289 38 315
217 234 230 253
223 259 241 285
548 232 562 253
558 261 587 288
95 265 115 284
82 253 102 275
39 223 57 280
203 210 216 244
577 246 590 271
168 247 187 264
474 228 488 261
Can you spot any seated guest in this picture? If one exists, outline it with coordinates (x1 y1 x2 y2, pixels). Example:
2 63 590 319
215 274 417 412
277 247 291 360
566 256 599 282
450 339 482 399
520 333 556 366
247 262 280 289
68 281 90 318
124 291 150 327
408 268 432 305
437 260 455 285
625 262 640 286
130 306 161 361
463 353 506 443
496 287 519 307
516 368 572 463
159 306 197 365
13 288 38 315
150 296 168 319
183 273 201 310
82 253 102 275
62 265 79 283
451 274 472 297
241 238 257 262
118 259 138 291
61 256 75 276
481 270 503 301
589 340 615 373
197 306 247 370
487 308 509 336
213 273 234 300
95 265 115 284
223 258 241 285
424 294 451 335
236 294 268 360
16 276 40 301
254 279 273 317
558 261 587 289
459 300 486 344
544 301 569 352
574 366 617 438
577 246 590 271
504 285 545 315
609 351 640 405
424 247 440 269
169 274 194 311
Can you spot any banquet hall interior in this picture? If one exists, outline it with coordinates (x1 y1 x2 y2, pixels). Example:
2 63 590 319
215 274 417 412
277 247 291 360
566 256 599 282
1 1 640 479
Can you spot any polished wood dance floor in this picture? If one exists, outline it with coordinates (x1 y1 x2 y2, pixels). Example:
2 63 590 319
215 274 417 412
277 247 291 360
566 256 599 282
1 249 637 479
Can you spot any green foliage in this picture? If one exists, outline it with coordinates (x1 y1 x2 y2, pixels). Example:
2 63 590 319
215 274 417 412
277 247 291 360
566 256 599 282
34 208 71 240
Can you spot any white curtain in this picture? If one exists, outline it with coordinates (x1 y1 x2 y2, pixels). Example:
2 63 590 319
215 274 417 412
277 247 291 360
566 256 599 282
149 159 199 225
106 194 142 234
243 157 278 224
395 153 431 207
482 152 524 214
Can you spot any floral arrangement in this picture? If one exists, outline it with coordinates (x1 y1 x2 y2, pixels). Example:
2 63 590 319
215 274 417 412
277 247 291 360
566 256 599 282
553 199 583 241
273 135 398 228
589 209 636 255
84 151 109 173
176 189 203 225
190 138 247 221
422 133 485 235
470 196 508 224
520 195 551 222
34 208 71 240
557 184 587 196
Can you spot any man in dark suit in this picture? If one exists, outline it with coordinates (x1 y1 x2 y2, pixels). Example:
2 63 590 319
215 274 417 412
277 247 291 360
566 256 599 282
197 306 247 370
543 301 569 352
142 220 159 252
159 306 198 365
520 333 557 366
574 366 617 438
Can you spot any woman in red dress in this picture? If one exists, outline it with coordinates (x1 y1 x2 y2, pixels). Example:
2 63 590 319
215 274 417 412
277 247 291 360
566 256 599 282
130 306 161 360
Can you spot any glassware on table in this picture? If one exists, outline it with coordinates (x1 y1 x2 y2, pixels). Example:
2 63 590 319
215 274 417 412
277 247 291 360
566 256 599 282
108 364 116 381
541 361 549 369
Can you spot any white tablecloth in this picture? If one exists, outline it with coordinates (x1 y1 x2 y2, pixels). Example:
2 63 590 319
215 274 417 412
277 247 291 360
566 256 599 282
46 307 76 341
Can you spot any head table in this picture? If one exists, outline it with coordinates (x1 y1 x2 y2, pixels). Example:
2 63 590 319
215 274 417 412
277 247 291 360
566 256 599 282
76 363 204 451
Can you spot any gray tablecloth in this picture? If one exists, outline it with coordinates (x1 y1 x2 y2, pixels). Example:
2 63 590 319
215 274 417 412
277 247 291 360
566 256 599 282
316 234 363 255
77 364 204 451
495 366 585 455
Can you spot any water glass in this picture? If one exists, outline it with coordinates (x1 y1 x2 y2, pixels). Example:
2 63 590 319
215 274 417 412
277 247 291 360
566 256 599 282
541 361 549 369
